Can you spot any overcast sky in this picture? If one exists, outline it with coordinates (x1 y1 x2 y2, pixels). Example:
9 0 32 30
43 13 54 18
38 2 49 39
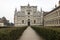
0 0 59 23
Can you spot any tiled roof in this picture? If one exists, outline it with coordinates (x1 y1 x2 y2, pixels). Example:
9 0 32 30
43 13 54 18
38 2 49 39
44 6 60 16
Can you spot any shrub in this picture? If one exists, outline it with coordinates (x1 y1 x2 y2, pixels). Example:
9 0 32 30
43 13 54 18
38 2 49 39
31 26 60 40
0 27 27 40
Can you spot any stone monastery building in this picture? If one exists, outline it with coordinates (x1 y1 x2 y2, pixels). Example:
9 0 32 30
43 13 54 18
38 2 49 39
14 4 43 26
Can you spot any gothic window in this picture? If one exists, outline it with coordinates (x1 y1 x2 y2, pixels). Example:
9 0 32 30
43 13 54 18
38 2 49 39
28 12 30 15
54 19 58 24
22 20 24 24
34 20 36 24
28 19 30 22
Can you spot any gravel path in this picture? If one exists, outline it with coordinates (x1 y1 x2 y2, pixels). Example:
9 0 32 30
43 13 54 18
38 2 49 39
18 26 44 40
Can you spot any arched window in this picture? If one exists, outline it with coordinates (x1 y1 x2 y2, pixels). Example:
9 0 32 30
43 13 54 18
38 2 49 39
28 19 30 22
34 20 36 24
28 12 30 15
22 20 24 24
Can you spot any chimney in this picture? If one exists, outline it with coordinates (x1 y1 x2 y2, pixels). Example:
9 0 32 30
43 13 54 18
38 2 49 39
59 0 60 6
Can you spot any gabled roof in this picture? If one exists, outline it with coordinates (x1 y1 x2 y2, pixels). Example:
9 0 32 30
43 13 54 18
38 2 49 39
44 6 60 16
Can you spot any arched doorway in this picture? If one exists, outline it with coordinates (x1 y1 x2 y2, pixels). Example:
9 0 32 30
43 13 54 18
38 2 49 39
28 19 30 26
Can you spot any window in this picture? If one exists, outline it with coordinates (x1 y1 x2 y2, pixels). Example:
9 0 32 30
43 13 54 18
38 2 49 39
59 19 60 24
22 20 24 24
28 19 30 22
28 12 30 15
59 10 60 15
34 20 36 24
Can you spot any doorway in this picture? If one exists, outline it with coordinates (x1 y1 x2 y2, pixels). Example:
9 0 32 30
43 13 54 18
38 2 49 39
28 19 30 26
28 22 30 26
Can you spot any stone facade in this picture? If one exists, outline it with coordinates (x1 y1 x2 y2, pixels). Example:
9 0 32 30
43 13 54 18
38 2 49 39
14 4 43 27
44 0 60 26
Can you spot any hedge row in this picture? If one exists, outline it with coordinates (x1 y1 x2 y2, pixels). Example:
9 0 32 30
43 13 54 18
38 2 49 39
31 27 60 40
0 27 27 40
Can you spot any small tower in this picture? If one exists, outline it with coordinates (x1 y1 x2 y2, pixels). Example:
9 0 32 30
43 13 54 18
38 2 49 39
59 0 60 6
55 4 57 8
14 8 17 24
41 8 42 12
15 8 17 13
28 3 30 6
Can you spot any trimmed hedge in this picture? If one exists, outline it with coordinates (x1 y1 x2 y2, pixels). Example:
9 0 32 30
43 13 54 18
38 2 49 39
0 27 27 40
31 26 60 40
